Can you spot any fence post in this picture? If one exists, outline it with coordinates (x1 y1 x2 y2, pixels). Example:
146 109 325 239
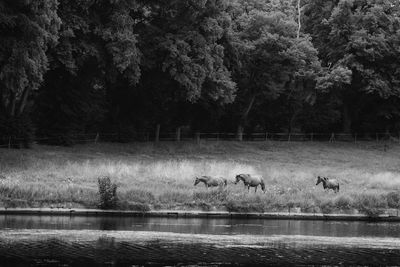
265 132 268 141
94 133 99 144
195 132 200 144
8 136 11 149
237 127 243 141
155 124 160 142
176 127 181 142
288 133 291 142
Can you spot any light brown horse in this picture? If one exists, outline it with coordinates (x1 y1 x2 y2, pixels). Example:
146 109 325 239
194 176 227 189
316 176 340 193
234 174 265 193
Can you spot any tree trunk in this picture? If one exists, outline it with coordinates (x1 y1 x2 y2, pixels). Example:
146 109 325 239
155 124 160 142
176 127 181 142
297 0 301 39
237 124 244 141
236 94 256 141
17 87 30 116
342 104 352 133
289 109 301 133
8 92 16 117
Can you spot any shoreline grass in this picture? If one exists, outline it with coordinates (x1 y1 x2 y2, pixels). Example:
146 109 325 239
1 141 400 215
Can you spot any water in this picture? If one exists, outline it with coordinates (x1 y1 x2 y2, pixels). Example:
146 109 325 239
1 215 400 266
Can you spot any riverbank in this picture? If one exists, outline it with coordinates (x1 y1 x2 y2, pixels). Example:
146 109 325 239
1 208 400 222
1 142 400 215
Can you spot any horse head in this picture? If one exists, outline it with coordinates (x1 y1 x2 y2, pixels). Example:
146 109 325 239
260 179 266 193
234 174 242 184
316 176 323 186
194 177 200 186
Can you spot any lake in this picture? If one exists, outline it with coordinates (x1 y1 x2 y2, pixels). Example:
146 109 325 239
1 215 400 266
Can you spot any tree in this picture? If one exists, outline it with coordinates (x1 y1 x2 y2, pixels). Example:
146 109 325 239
224 0 320 139
134 0 237 132
0 0 60 145
34 0 143 141
307 0 400 132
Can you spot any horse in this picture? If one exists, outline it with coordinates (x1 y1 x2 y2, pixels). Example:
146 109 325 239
316 176 340 193
194 176 227 189
234 174 265 193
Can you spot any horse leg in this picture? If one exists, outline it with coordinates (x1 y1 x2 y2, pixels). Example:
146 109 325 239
255 186 257 193
248 186 250 193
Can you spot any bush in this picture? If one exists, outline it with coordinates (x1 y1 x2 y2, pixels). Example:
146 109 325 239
355 193 387 216
98 176 118 209
319 198 335 214
334 195 354 210
386 192 400 208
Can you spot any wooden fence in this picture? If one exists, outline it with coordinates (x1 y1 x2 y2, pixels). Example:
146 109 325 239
1 131 400 148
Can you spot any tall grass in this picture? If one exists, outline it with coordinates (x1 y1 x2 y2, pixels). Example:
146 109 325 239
0 141 400 213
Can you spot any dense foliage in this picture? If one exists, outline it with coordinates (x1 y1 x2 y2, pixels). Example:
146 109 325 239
1 0 400 145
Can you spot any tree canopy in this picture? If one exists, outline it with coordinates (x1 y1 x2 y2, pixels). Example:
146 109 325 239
1 0 400 145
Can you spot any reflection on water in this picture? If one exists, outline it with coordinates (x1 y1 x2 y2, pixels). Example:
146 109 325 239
1 215 400 237
1 216 400 266
0 230 400 266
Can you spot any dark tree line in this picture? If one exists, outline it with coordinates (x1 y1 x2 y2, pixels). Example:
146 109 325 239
1 0 400 146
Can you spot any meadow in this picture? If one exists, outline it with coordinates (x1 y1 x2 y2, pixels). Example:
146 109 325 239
1 141 400 215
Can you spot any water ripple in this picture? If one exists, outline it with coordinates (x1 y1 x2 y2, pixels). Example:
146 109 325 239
0 230 399 266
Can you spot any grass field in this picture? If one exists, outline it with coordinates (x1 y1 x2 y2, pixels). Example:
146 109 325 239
1 141 400 214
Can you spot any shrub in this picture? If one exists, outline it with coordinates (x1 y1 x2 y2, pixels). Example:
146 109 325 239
355 193 387 216
334 195 354 210
386 192 400 208
319 198 335 214
197 201 212 211
98 176 118 209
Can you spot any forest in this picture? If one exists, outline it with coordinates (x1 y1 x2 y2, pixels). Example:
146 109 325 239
1 0 400 146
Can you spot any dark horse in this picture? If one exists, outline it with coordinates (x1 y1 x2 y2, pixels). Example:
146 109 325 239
194 176 227 189
234 174 265 193
316 176 340 193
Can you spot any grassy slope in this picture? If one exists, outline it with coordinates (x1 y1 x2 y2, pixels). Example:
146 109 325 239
1 141 400 213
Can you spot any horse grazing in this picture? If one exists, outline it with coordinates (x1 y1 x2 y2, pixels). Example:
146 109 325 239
316 176 340 193
194 176 227 189
234 174 265 193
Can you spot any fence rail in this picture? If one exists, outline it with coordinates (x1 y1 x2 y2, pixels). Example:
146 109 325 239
1 132 400 148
